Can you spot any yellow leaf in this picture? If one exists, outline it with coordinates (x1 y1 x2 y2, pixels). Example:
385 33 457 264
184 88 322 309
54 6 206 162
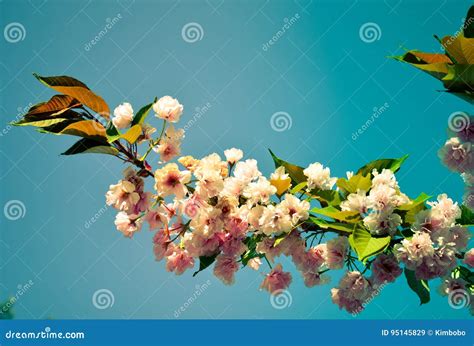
442 35 474 64
410 62 450 76
460 36 474 64
394 51 450 79
121 124 142 144
336 173 371 195
311 206 360 223
270 177 292 196
409 51 452 64
14 118 70 127
44 120 106 140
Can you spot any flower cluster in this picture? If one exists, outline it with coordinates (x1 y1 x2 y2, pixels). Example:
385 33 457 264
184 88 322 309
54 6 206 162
396 194 468 278
438 113 474 209
341 169 409 236
14 73 473 316
101 96 473 315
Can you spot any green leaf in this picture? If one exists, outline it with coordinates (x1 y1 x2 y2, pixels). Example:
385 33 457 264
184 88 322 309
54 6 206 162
397 192 431 225
61 138 119 156
106 123 121 143
442 64 474 91
447 90 474 104
311 189 343 207
273 234 287 248
356 155 408 176
13 117 71 127
241 234 264 266
452 266 474 285
456 205 474 226
12 108 84 127
33 74 110 119
398 192 431 211
193 254 218 277
309 217 355 234
39 119 106 140
404 268 430 305
350 227 390 262
268 149 306 185
0 299 14 320
336 173 372 195
290 181 307 194
311 206 360 223
461 270 474 285
131 99 156 126
464 6 474 38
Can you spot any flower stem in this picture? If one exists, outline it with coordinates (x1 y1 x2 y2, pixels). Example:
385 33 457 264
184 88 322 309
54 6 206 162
141 120 167 161
263 255 273 269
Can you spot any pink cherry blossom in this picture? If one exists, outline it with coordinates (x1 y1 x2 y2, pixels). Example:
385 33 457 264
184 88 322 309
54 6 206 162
165 249 194 275
370 254 402 285
326 236 348 269
153 230 174 261
464 248 474 267
213 255 239 285
260 264 292 294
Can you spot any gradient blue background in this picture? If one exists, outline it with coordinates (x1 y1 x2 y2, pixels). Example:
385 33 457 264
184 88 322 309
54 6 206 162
0 0 472 319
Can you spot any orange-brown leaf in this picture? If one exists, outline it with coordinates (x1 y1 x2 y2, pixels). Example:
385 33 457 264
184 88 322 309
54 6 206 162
33 74 110 119
42 119 106 140
409 51 452 64
27 95 81 117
